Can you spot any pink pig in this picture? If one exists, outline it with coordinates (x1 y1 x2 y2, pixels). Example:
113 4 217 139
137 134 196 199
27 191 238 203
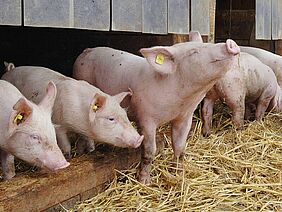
188 31 282 136
2 65 144 158
0 79 69 180
240 46 282 88
201 52 281 136
73 39 240 184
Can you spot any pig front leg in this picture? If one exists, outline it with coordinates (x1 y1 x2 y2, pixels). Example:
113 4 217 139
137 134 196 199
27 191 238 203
171 113 193 162
55 126 71 159
76 136 95 155
138 120 157 184
1 150 15 180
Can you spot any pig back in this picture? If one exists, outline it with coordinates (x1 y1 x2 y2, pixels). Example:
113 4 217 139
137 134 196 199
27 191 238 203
2 66 69 104
74 47 147 96
241 47 282 87
240 53 277 99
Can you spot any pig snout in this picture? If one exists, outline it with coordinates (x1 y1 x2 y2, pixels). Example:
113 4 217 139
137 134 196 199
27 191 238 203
54 161 70 171
41 150 70 171
129 135 144 148
226 39 240 55
123 131 144 148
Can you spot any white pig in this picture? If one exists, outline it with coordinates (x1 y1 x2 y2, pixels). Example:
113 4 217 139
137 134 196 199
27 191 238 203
73 39 240 183
0 80 69 180
2 65 144 157
240 46 282 88
188 31 282 136
201 52 282 136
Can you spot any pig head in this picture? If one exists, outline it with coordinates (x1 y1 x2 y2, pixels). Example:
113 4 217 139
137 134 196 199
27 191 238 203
1 81 69 179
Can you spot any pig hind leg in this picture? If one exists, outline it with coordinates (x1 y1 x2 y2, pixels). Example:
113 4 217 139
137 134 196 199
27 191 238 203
255 87 275 121
201 96 217 137
1 150 15 180
225 94 246 130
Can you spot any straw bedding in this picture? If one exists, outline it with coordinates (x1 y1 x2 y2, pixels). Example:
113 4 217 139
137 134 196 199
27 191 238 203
71 104 282 211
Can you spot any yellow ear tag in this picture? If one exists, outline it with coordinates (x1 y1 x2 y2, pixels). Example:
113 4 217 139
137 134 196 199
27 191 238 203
155 54 165 65
14 113 23 124
92 104 99 112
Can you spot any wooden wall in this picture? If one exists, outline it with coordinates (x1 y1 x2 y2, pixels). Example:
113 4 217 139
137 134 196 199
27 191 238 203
0 0 213 36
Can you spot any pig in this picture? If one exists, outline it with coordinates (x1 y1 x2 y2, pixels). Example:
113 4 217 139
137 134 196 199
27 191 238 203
2 64 144 158
72 39 240 184
188 31 282 136
0 80 69 180
201 52 282 136
240 46 282 88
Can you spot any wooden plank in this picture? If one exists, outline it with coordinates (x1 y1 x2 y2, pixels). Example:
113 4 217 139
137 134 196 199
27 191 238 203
275 40 282 56
191 0 210 35
168 0 189 34
74 0 110 31
255 0 271 39
24 0 71 28
272 0 282 39
112 0 142 32
142 0 168 34
0 0 21 26
0 148 141 211
209 0 216 43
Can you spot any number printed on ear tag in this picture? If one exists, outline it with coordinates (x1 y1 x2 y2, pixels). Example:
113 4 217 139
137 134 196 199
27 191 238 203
155 54 165 65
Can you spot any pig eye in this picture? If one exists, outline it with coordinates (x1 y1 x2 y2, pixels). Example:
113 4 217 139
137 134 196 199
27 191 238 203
107 117 115 122
30 134 40 140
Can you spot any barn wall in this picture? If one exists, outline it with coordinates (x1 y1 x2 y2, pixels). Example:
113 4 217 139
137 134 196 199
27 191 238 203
215 0 275 52
0 26 184 78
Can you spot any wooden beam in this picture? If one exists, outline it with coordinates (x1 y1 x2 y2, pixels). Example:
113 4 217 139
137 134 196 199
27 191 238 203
275 40 282 56
0 148 141 211
209 0 216 43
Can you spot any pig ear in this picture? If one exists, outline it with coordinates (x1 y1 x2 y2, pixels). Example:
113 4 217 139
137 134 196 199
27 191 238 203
39 81 57 112
114 90 131 104
189 31 203 43
140 47 177 75
89 93 106 119
89 94 107 122
9 98 33 133
4 62 15 72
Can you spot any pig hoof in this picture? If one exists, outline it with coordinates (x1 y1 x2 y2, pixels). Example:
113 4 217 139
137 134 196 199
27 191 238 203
87 145 95 153
64 152 72 160
202 129 211 137
138 172 151 184
3 172 16 180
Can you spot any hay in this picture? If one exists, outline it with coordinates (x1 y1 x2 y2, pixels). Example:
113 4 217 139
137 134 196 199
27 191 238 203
71 107 282 211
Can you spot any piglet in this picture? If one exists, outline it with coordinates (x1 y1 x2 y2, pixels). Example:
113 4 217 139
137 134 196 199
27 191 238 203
0 80 69 180
240 46 282 88
201 53 281 136
188 31 282 136
73 39 240 184
2 65 143 157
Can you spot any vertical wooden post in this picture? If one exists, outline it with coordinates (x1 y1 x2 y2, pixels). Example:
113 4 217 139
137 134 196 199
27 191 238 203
275 40 282 56
209 0 216 43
